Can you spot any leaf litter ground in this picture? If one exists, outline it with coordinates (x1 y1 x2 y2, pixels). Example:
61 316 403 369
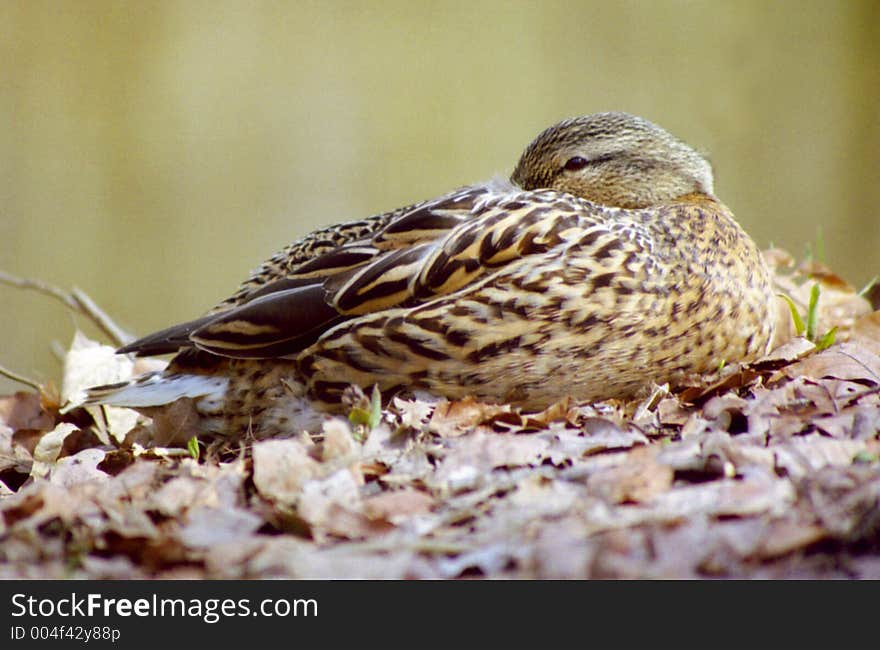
1 250 880 579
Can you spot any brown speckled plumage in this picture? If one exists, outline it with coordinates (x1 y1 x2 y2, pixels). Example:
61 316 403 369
85 112 776 439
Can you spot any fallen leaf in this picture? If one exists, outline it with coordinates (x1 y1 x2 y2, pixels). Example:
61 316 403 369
140 398 203 447
49 448 108 487
392 397 434 430
363 489 435 521
252 438 322 504
29 423 79 480
800 465 880 543
774 342 880 385
177 505 263 548
321 417 360 463
60 331 140 443
428 397 512 437
850 310 880 356
298 468 389 540
151 476 205 517
774 436 870 479
587 447 673 504
0 391 55 432
433 430 551 489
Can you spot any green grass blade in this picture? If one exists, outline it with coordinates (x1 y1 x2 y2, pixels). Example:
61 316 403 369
187 436 200 461
779 294 806 337
369 384 383 430
806 284 820 341
816 326 837 352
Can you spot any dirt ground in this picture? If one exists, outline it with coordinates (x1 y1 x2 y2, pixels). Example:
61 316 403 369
2 249 879 579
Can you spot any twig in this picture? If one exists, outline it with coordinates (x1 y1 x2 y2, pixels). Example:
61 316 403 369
0 363 42 392
0 270 133 347
71 286 133 347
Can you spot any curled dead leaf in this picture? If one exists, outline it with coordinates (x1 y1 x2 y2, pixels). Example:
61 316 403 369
428 397 512 437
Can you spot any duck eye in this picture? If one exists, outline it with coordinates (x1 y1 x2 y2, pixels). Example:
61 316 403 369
563 156 589 171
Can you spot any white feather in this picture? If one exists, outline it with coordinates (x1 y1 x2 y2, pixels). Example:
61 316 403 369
79 372 229 409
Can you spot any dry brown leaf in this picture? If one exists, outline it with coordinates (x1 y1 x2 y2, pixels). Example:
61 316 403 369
850 310 880 356
433 430 551 488
0 391 55 432
800 465 880 543
0 424 14 471
812 407 880 439
362 488 434 521
587 447 673 504
435 545 517 578
140 398 203 447
3 480 104 533
796 259 856 291
763 247 796 272
0 424 33 476
30 422 79 480
757 336 817 366
752 520 827 559
321 417 359 462
531 517 594 579
681 370 761 406
49 448 108 487
298 468 390 540
151 476 204 517
579 417 649 451
656 397 691 426
544 424 645 463
177 505 263 548
774 342 880 385
509 473 582 514
391 397 434 429
774 436 870 479
521 397 576 429
428 397 512 437
252 438 321 504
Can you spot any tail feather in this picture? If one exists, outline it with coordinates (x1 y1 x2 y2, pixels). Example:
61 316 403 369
81 371 228 410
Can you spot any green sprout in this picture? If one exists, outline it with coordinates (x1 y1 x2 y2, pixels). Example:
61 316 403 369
348 384 383 439
187 436 201 461
853 450 878 464
805 282 820 341
780 283 837 351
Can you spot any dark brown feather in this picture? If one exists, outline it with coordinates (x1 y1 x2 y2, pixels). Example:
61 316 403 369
190 284 342 358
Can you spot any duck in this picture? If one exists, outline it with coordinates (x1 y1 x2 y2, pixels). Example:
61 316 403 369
84 112 776 440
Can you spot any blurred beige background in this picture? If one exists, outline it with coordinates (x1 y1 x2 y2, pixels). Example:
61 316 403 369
1 0 878 395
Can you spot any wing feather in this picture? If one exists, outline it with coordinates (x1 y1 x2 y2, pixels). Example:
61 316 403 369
121 181 612 360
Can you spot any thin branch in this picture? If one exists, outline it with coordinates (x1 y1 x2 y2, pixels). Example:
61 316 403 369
71 286 133 347
0 363 42 392
0 270 133 347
